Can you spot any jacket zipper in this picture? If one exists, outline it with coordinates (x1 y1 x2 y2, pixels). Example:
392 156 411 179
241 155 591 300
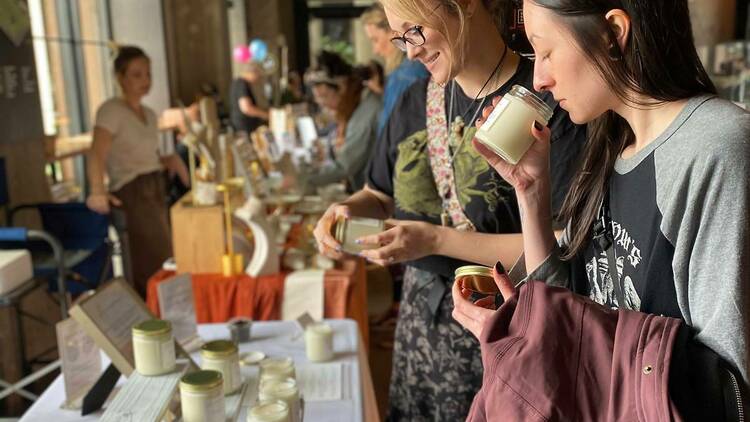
728 370 745 422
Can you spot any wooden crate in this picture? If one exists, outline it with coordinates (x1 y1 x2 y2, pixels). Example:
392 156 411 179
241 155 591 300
170 193 224 273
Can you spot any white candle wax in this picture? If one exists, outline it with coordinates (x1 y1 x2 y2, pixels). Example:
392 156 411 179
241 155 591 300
305 322 334 362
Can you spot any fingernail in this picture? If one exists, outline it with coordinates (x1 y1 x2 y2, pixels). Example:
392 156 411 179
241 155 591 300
494 261 506 275
533 121 544 131
335 245 342 252
354 239 362 244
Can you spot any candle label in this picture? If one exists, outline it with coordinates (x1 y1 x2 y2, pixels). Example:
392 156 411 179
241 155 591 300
161 339 175 370
484 97 511 128
352 217 382 227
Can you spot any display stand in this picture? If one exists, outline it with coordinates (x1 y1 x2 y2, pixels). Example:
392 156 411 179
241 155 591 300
68 278 197 377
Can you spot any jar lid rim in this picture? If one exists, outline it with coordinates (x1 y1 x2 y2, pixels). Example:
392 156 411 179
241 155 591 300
509 84 554 122
201 339 238 357
454 265 493 278
180 370 223 391
132 319 171 336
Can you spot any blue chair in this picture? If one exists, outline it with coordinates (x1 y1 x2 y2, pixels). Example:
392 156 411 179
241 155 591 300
0 155 113 296
8 203 113 295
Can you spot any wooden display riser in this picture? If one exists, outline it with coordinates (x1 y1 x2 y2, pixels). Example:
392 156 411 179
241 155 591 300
170 193 225 274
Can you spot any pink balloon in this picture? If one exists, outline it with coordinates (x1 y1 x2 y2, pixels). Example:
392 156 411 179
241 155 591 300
233 45 250 63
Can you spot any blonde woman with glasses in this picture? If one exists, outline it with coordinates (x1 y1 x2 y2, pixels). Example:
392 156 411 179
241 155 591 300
314 0 585 419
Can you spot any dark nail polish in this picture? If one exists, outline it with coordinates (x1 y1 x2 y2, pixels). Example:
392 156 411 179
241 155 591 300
494 261 506 275
534 121 544 131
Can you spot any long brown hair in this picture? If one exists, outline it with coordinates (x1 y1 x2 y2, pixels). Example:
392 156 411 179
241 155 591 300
529 0 716 259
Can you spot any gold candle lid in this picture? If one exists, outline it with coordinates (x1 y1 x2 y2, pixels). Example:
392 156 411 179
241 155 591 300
333 216 347 244
132 319 171 337
454 265 498 293
454 265 493 278
200 339 238 358
180 370 223 392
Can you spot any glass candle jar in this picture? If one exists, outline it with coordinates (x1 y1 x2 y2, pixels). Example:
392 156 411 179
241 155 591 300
259 357 295 383
258 378 300 422
247 400 290 422
200 340 242 395
474 85 554 165
332 216 385 254
454 265 502 306
180 370 226 422
304 322 334 362
132 319 176 376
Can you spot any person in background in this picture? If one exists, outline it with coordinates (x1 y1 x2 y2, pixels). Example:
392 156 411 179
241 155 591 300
199 82 229 125
230 62 269 134
362 59 386 96
280 70 306 105
303 51 382 192
362 3 429 135
86 45 188 297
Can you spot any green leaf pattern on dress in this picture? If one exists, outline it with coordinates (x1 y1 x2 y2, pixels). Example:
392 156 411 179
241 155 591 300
393 126 514 220
393 129 443 218
452 126 514 213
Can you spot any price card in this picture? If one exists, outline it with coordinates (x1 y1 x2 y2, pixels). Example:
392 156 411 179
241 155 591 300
56 318 102 409
156 273 202 352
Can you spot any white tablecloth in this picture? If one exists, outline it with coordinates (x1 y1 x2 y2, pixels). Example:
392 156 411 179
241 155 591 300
20 319 366 422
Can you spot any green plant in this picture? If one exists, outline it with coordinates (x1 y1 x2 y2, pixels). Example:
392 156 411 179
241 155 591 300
320 35 355 65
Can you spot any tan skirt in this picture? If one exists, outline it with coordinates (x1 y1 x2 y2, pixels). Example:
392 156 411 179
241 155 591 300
113 171 172 297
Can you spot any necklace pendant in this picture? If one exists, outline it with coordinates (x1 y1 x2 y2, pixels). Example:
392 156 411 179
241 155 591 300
440 212 452 227
450 115 465 139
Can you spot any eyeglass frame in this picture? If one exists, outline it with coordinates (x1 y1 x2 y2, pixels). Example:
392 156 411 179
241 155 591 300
390 25 427 52
388 2 443 52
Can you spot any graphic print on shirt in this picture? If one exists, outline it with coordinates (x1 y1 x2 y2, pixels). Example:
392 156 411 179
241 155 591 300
586 218 643 311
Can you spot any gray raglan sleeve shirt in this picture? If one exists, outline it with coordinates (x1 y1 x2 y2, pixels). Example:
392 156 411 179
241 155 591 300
515 96 750 387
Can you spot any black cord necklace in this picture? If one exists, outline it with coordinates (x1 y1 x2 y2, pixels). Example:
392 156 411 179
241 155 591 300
448 44 509 133
447 44 509 159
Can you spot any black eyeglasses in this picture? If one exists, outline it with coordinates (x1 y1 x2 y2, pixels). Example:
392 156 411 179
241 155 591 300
390 25 426 52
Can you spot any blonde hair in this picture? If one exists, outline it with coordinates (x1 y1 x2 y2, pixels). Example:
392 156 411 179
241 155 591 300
361 4 404 74
378 0 510 79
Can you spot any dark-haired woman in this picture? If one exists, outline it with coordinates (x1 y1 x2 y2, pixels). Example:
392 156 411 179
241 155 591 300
304 51 382 192
86 46 187 297
452 0 750 417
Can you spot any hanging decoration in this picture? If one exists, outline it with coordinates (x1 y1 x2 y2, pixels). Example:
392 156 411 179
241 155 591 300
232 44 251 63
248 39 268 62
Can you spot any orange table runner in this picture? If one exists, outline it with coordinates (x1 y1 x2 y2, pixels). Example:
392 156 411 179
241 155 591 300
146 257 369 346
